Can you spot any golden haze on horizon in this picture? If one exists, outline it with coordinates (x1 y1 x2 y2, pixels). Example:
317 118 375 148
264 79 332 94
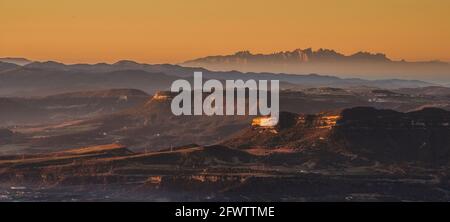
1 0 450 64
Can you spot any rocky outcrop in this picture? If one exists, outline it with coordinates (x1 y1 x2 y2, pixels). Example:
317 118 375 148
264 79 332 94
227 107 450 165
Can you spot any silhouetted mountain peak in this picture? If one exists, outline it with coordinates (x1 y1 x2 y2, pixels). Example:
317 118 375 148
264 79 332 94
234 51 252 57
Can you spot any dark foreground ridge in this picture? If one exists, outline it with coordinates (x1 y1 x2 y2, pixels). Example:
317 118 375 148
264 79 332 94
0 107 449 201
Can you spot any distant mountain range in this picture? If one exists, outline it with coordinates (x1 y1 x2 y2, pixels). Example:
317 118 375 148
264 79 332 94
182 49 450 83
186 48 394 64
0 58 440 96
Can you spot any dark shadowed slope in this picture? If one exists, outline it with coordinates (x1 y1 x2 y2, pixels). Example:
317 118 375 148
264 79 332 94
0 61 20 73
225 107 450 166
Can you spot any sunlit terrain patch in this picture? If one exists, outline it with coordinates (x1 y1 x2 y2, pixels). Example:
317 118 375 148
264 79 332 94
251 116 279 127
152 91 172 101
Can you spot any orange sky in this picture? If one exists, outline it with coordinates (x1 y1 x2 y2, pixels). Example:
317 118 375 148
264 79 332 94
1 0 449 64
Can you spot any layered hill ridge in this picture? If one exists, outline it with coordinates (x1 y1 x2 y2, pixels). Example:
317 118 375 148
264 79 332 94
0 58 438 97
225 107 450 165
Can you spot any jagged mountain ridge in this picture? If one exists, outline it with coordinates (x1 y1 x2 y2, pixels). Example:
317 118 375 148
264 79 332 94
185 48 392 64
182 49 450 82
